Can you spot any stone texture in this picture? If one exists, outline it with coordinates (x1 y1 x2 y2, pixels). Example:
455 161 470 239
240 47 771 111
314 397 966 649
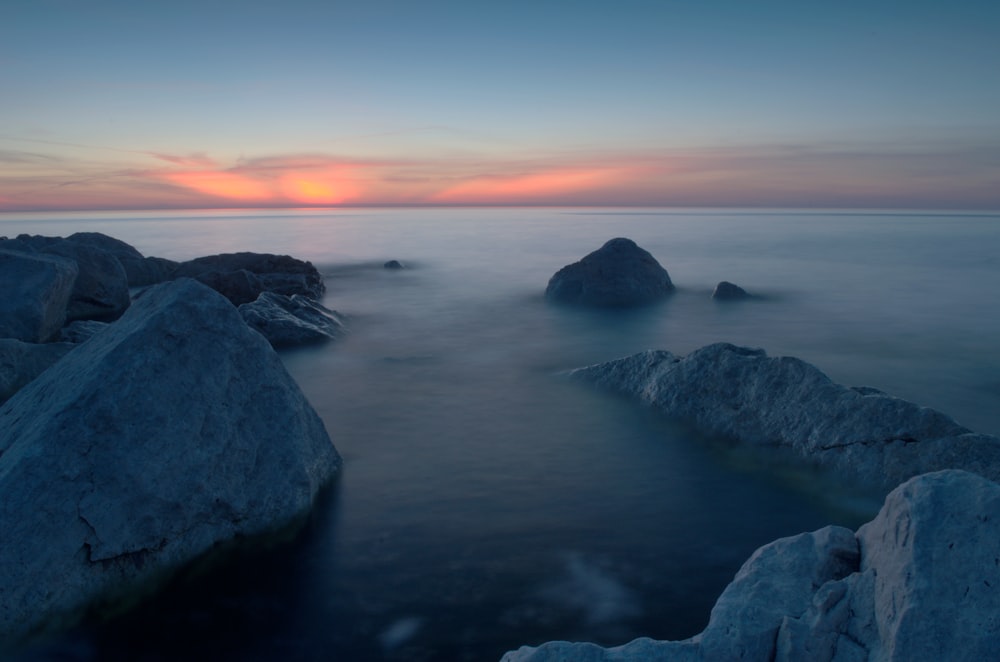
503 471 1000 662
0 235 131 322
712 280 752 300
545 238 674 307
67 232 178 287
172 252 325 300
569 343 1000 492
239 292 347 348
59 320 110 344
0 278 340 644
0 338 75 404
0 248 78 342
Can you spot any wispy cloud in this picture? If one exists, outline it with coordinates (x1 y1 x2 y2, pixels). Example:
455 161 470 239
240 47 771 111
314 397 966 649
1 140 998 211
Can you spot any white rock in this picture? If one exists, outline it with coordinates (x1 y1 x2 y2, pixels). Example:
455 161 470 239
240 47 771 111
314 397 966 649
569 343 1000 492
503 471 1000 662
239 291 347 348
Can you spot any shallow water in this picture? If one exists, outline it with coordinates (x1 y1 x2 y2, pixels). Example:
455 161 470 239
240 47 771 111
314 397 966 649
4 207 999 660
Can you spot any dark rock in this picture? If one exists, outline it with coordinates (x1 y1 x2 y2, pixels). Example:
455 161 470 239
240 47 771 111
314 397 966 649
569 343 1000 492
172 252 324 300
504 471 1000 662
0 338 75 404
193 269 265 306
712 280 752 300
59 320 110 344
240 292 347 347
0 249 78 342
1 235 131 322
0 278 340 644
545 238 674 306
384 260 404 269
67 232 180 287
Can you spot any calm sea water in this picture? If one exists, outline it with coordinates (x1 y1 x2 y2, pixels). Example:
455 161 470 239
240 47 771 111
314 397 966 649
4 207 1000 661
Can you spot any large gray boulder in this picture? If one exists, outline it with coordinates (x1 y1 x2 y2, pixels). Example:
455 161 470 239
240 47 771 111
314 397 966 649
0 235 131 322
172 252 325 300
0 249 78 342
503 470 1000 662
545 238 674 307
0 338 75 404
193 268 266 305
0 278 340 645
239 292 347 347
67 232 178 287
569 343 1000 493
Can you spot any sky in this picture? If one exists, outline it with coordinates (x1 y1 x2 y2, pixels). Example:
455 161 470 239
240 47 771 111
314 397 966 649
1 0 999 211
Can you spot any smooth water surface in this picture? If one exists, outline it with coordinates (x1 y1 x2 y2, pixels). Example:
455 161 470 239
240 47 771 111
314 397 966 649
4 208 999 660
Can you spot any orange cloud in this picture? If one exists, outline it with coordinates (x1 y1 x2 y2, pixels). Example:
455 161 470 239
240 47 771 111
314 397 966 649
162 170 275 201
431 168 625 203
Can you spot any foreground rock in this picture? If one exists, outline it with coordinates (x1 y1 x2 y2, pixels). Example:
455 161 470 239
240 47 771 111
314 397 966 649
172 252 325 300
0 235 131 322
0 338 74 404
545 238 674 307
504 470 1000 662
67 232 177 287
239 292 347 347
569 342 1000 493
0 278 341 645
0 249 78 342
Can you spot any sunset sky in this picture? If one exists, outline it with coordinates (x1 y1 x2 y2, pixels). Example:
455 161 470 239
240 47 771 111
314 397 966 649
2 0 999 211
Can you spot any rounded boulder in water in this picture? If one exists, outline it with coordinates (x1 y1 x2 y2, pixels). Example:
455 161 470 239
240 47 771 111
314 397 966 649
545 237 674 307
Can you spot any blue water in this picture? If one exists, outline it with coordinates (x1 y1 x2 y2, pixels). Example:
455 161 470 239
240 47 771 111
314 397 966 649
4 207 1000 660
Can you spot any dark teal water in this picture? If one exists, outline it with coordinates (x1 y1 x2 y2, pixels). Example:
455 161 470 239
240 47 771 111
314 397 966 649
4 208 998 660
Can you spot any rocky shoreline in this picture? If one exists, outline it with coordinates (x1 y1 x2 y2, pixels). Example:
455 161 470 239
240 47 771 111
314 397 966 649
2 233 998 657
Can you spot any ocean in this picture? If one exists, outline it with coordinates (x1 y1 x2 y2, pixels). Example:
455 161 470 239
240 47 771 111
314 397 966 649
4 207 999 661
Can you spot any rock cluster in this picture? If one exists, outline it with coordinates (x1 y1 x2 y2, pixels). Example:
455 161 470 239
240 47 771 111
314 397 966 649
240 292 348 347
172 252 325 301
0 279 341 645
0 233 346 403
1 235 131 322
545 238 675 306
569 342 1000 492
503 470 1000 662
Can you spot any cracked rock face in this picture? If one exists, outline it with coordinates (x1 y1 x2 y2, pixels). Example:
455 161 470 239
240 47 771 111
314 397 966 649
503 470 1000 662
0 278 340 645
568 343 1000 493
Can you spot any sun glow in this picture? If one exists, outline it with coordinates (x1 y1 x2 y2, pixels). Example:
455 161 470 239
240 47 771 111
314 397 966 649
279 168 363 204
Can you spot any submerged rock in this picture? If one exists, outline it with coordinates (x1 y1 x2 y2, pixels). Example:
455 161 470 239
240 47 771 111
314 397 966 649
569 343 1000 492
0 278 340 645
0 338 75 404
172 252 325 300
0 249 78 342
712 280 752 300
239 292 347 348
545 238 674 307
1 235 131 322
503 470 1000 662
383 260 404 269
